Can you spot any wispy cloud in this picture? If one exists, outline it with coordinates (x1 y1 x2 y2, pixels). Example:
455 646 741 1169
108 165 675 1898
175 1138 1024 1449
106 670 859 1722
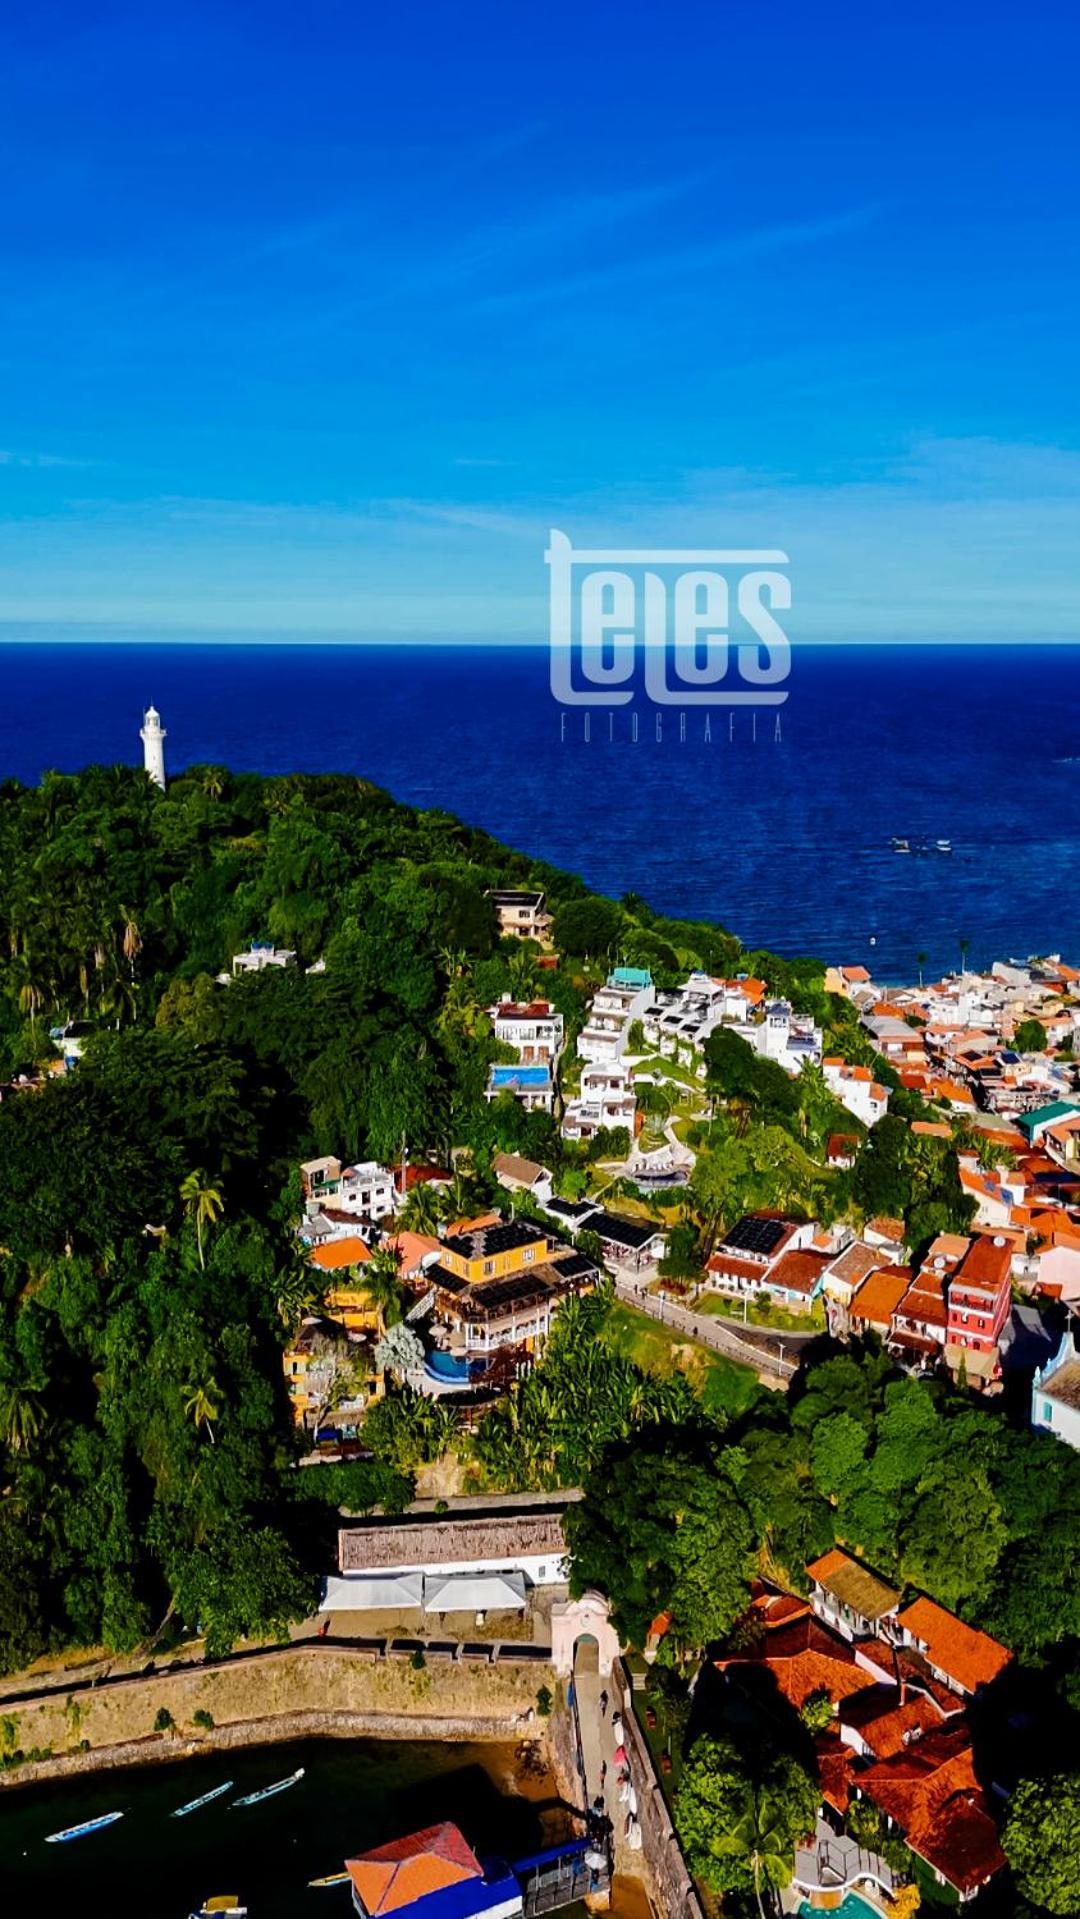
465 205 880 317
0 448 91 468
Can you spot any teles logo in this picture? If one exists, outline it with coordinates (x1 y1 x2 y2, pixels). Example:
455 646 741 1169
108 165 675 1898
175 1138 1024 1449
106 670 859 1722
547 528 791 707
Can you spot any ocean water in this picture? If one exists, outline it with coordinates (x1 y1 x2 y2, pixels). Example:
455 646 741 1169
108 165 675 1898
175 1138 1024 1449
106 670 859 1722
1 641 1078 980
0 1736 552 1919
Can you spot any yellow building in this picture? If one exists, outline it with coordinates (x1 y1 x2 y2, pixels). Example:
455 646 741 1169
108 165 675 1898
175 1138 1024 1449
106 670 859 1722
437 1217 552 1286
310 1235 384 1335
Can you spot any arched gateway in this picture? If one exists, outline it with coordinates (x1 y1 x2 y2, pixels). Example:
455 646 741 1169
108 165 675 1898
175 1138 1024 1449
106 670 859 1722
550 1589 620 1677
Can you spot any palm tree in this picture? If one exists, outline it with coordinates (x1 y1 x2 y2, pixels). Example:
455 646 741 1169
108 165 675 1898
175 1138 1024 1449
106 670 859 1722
273 1249 328 1334
362 1245 405 1328
179 1170 224 1271
184 1374 222 1443
399 1181 443 1235
716 1786 793 1919
0 1382 44 1456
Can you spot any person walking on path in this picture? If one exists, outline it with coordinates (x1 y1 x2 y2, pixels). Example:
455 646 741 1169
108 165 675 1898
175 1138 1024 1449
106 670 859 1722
599 1688 609 1718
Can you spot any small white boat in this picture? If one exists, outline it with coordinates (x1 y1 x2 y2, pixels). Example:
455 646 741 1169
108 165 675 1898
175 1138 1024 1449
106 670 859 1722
231 1766 304 1807
45 1809 124 1843
190 1899 248 1918
891 837 911 853
935 838 952 852
172 1779 234 1817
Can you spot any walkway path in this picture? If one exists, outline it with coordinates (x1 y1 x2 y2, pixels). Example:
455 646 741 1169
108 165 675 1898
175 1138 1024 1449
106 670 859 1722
573 1664 634 1873
612 1275 796 1380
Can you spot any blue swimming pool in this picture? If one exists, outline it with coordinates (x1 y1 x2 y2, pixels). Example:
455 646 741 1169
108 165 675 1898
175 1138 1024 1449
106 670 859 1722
489 1064 551 1088
425 1350 474 1382
800 1897 881 1919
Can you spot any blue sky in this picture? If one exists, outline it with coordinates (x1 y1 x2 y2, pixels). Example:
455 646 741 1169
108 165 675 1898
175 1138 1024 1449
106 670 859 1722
1 0 1079 641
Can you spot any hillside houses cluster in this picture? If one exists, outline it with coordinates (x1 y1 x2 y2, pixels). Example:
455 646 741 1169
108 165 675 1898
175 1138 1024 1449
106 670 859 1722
702 1549 1012 1903
832 954 1080 1118
286 1149 610 1429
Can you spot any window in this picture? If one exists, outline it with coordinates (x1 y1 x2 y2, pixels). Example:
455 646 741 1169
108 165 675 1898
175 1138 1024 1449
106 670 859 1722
483 1260 494 1276
1041 1399 1054 1425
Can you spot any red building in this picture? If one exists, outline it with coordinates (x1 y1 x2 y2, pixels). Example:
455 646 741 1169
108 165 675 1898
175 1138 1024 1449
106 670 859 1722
945 1234 1012 1387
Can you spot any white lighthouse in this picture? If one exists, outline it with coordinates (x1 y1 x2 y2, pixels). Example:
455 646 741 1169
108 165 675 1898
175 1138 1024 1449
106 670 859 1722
140 703 167 789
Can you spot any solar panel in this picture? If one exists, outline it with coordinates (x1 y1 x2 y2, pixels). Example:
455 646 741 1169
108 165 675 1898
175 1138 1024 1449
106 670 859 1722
722 1215 789 1256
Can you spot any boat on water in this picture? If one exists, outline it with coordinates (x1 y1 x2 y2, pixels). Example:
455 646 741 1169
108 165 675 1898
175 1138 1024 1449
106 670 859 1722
172 1779 235 1818
890 837 911 853
231 1767 305 1808
190 1898 248 1918
45 1810 124 1844
309 1870 351 1888
935 838 952 852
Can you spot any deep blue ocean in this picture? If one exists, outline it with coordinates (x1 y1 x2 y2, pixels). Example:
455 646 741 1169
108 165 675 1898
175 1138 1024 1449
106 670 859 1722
1 641 1077 982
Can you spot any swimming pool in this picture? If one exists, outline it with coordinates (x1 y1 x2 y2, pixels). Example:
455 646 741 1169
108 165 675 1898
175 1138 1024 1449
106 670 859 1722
799 1897 882 1919
425 1349 475 1382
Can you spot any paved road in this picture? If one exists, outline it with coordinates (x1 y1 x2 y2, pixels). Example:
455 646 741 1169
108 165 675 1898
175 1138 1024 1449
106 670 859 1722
613 1275 796 1379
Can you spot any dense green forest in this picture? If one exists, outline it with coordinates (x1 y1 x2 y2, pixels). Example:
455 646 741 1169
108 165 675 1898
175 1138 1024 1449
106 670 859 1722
0 763 973 1670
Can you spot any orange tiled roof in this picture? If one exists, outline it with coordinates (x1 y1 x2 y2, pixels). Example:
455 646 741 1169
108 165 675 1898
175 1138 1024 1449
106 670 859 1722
841 1685 951 1759
384 1232 442 1274
896 1596 1011 1694
346 1823 482 1916
767 1249 830 1297
311 1236 372 1271
851 1265 913 1327
911 1120 953 1139
857 1727 1005 1893
954 1234 1012 1292
866 1215 905 1242
716 1616 879 1713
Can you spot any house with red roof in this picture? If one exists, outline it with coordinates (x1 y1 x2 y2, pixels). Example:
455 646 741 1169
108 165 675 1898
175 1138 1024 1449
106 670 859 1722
853 1726 1005 1901
823 1057 890 1129
945 1234 1013 1388
893 1597 1011 1699
345 1824 523 1919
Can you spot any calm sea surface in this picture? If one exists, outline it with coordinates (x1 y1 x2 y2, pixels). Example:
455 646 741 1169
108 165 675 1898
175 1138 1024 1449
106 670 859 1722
1 641 1078 979
0 1736 551 1918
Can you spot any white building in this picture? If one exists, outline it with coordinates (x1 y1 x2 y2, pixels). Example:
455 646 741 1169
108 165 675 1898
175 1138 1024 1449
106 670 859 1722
232 942 298 975
642 972 726 1057
337 1161 397 1220
139 703 167 789
823 1057 890 1127
747 1000 823 1076
324 1510 569 1614
489 997 564 1063
1032 1328 1080 1450
577 968 654 1065
562 1060 637 1140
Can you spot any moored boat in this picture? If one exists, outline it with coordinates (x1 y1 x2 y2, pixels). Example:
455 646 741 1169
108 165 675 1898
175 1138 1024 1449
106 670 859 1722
935 838 952 852
890 836 911 853
45 1810 124 1843
190 1898 248 1918
172 1779 234 1817
309 1870 351 1887
231 1767 305 1807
